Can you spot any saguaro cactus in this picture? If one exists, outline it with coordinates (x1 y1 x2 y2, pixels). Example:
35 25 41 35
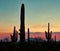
28 28 30 44
10 26 18 42
20 3 25 45
45 23 52 42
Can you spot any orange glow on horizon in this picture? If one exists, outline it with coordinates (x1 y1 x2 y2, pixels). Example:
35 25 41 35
0 25 60 33
25 25 60 32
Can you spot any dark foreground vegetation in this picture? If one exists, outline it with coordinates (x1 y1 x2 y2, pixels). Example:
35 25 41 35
0 41 60 51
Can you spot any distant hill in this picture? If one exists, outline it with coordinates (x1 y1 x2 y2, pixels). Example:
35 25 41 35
53 32 60 34
25 37 45 42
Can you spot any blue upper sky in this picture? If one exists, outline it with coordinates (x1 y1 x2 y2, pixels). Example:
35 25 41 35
0 0 60 32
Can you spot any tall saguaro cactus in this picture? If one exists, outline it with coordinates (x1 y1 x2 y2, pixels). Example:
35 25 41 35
45 23 52 42
20 3 25 45
10 26 18 42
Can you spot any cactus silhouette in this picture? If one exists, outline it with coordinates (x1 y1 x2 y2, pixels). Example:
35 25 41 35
20 3 25 45
45 23 52 42
10 26 18 42
55 35 56 42
28 28 30 44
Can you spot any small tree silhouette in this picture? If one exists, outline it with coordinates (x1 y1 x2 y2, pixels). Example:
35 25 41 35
45 23 52 42
10 26 18 42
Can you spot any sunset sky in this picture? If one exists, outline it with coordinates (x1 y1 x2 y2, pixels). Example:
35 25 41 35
0 0 60 33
